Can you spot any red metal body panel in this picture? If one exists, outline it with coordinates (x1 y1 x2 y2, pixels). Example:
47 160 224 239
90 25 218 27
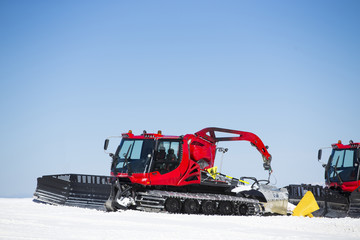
332 142 360 150
189 135 216 167
329 180 359 192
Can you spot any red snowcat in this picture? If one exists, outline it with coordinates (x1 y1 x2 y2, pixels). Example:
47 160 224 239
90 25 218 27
287 140 360 218
34 127 288 216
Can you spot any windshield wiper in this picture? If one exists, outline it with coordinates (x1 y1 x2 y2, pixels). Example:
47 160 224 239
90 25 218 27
122 144 133 176
333 155 343 185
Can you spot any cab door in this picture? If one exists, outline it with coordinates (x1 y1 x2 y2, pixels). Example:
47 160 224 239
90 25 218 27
149 140 182 185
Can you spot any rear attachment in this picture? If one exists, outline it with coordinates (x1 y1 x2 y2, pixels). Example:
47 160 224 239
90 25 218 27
33 174 113 210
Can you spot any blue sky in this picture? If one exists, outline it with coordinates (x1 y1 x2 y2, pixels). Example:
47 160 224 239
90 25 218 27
1 1 359 197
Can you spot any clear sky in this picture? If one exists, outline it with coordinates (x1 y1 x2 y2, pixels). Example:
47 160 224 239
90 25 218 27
1 0 359 197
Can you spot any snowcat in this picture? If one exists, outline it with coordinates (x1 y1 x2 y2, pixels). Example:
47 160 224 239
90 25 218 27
287 140 360 218
34 127 289 216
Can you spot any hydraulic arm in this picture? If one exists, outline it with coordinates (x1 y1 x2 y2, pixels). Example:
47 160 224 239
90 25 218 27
195 127 272 170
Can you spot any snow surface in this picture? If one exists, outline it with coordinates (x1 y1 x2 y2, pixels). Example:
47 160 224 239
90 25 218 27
1 198 360 240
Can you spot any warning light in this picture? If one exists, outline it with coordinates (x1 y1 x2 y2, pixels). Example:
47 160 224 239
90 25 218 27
158 130 162 135
338 140 342 144
128 130 132 134
349 140 354 144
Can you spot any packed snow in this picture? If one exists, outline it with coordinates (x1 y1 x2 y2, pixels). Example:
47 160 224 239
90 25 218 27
1 198 360 240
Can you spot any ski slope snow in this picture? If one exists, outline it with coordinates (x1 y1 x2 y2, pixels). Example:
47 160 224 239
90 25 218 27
0 198 359 240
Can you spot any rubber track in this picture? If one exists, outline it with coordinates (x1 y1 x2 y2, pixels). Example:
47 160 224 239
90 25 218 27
135 190 261 215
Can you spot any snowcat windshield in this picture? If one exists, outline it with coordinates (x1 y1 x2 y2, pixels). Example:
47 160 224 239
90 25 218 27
114 139 155 174
327 149 359 183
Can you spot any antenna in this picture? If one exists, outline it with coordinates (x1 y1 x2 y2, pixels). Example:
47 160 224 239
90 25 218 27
217 147 228 173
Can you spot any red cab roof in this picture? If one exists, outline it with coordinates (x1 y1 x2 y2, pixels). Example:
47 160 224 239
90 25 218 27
332 141 360 149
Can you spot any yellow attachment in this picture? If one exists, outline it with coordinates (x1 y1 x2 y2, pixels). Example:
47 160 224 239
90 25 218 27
292 191 320 217
207 167 218 179
238 179 250 184
206 167 249 184
225 175 249 184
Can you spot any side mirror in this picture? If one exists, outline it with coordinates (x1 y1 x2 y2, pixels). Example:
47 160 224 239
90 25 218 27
104 139 109 151
318 149 322 161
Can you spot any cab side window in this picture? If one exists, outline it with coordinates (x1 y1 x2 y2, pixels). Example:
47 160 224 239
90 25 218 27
153 140 181 174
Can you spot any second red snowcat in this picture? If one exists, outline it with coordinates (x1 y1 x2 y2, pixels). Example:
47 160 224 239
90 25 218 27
287 140 360 218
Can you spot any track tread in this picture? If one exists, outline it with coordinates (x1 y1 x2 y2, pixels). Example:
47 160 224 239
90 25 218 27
135 190 262 216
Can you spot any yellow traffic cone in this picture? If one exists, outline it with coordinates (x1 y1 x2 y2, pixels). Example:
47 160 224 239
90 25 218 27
292 191 320 217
